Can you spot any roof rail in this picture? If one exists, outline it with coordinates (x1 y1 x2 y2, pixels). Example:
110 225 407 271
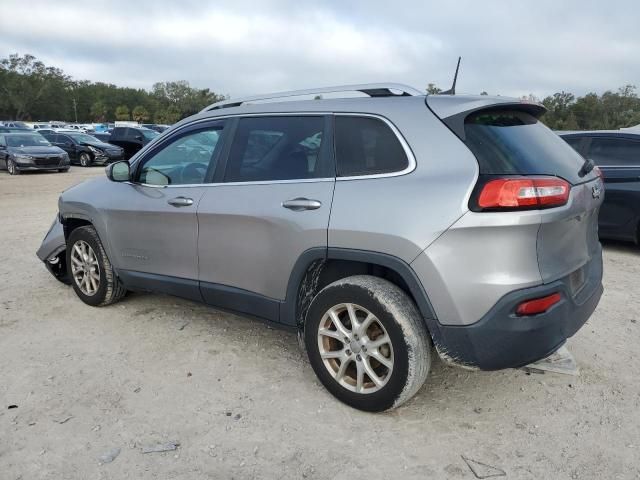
201 83 423 112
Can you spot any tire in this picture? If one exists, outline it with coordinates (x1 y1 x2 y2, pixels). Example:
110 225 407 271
79 152 92 167
58 168 70 173
7 159 20 175
66 225 126 307
304 275 431 412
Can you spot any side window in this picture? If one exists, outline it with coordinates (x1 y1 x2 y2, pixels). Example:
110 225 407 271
112 128 126 138
224 116 328 182
562 136 584 154
588 138 640 166
137 123 225 186
59 135 71 144
0 136 5 147
334 116 409 177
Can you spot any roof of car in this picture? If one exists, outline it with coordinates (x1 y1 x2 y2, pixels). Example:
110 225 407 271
557 130 640 139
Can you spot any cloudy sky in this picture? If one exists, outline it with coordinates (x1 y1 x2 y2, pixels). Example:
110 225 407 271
1 0 638 99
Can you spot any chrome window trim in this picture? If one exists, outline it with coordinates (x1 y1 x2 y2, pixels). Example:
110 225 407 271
598 164 640 168
130 111 416 188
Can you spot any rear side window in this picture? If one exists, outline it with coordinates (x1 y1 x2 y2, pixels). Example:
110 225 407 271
112 127 126 137
562 136 584 154
463 110 585 184
587 137 640 166
335 116 408 177
224 116 329 182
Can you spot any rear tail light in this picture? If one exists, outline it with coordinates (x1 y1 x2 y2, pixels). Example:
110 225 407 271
476 176 570 211
516 293 562 316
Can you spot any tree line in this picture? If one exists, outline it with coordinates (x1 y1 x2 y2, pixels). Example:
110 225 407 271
2 53 639 130
428 83 640 130
0 53 226 124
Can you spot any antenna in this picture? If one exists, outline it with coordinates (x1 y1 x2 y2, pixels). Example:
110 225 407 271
440 57 461 95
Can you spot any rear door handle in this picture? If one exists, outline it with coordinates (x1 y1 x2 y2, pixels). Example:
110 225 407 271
167 197 194 207
282 198 322 211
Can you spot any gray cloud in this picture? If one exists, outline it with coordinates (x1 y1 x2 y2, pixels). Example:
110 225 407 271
0 0 638 99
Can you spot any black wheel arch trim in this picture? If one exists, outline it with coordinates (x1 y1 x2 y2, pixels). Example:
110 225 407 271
281 247 441 337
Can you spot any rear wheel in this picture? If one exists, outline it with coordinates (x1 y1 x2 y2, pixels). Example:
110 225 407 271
304 275 431 412
7 159 20 175
66 226 126 306
79 152 92 167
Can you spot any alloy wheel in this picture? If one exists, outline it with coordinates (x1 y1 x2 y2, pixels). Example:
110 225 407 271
70 240 100 296
317 303 394 394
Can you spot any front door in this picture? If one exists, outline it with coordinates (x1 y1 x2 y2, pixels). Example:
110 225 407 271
587 136 640 239
197 115 335 323
102 120 228 299
54 134 77 161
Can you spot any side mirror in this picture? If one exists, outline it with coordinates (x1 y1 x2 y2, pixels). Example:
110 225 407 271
135 135 143 141
106 161 131 182
65 142 73 147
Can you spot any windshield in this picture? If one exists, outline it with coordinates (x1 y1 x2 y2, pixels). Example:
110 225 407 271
140 129 159 140
7 134 51 147
68 133 101 144
464 110 586 184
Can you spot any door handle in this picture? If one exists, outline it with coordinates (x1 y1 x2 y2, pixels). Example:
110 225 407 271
167 196 194 207
282 198 322 211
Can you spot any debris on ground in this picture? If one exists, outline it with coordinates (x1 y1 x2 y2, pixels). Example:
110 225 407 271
7 405 18 409
140 441 180 454
98 448 121 464
462 456 507 478
522 345 579 376
55 415 73 424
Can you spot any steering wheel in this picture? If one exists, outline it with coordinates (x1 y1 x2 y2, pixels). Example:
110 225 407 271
180 162 208 184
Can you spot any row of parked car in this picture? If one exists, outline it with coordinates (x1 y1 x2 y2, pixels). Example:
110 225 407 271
0 124 162 174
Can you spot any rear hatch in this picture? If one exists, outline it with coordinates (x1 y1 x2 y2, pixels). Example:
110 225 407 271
428 96 603 286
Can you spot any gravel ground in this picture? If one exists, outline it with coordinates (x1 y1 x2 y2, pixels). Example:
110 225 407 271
1 167 639 480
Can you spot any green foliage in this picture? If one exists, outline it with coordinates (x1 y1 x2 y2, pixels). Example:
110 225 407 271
426 83 442 94
540 85 640 130
0 53 226 123
132 105 150 123
115 105 130 121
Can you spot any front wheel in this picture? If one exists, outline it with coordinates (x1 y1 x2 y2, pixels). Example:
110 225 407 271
66 226 126 306
79 152 92 167
7 159 20 175
304 275 431 412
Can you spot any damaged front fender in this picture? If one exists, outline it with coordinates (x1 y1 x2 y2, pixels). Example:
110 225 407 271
36 215 70 284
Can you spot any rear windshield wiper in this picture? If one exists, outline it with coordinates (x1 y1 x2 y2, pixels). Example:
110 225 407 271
579 158 595 177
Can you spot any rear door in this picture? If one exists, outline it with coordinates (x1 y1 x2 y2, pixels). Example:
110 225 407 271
0 135 7 169
196 115 335 323
586 136 640 239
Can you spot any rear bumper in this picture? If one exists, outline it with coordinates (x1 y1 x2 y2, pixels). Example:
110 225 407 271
433 249 603 370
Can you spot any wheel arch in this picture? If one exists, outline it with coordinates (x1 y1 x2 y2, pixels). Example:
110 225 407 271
282 247 440 337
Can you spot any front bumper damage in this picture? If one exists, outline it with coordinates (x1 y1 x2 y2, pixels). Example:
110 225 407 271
36 215 70 284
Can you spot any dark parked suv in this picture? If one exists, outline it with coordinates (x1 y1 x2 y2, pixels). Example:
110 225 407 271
108 127 159 159
560 130 640 243
42 132 124 167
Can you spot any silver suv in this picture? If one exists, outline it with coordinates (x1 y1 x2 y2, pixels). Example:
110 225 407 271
37 84 604 412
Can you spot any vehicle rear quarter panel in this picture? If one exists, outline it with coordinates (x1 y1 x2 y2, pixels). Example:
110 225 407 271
328 98 479 263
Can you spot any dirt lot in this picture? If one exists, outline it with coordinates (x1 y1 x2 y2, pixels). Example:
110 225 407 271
1 167 639 480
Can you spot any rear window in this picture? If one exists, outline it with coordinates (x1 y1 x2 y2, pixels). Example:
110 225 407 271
587 137 640 166
464 110 585 184
335 116 408 177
